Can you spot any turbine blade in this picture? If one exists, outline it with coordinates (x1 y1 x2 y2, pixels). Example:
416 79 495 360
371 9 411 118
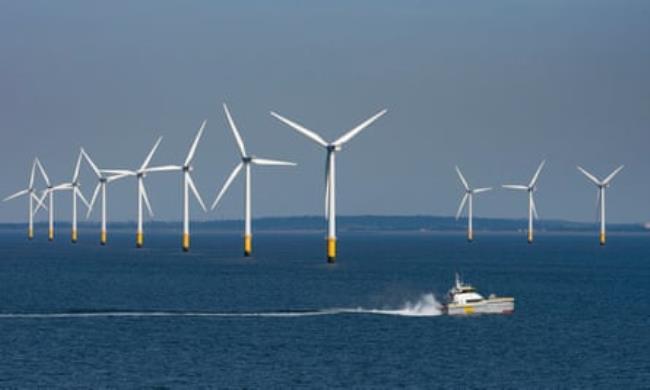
140 136 163 171
86 183 101 218
75 187 90 209
333 109 387 146
251 158 297 166
3 189 29 202
32 191 49 214
53 183 73 191
211 162 243 210
101 169 136 176
529 160 546 188
143 165 182 173
531 195 539 220
35 158 51 186
577 166 601 186
223 104 247 157
603 165 624 185
31 192 47 212
185 120 207 166
473 187 492 194
140 180 154 217
106 174 129 183
72 151 84 182
29 158 37 188
270 111 328 147
455 193 469 220
187 174 207 212
455 166 469 191
81 148 102 178
502 184 529 191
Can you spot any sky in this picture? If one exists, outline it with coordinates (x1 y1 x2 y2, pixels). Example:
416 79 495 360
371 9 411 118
0 0 649 224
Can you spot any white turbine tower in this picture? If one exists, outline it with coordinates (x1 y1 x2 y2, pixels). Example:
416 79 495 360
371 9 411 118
134 121 209 252
32 158 54 241
577 165 624 246
454 166 492 242
503 160 545 244
271 108 387 263
102 137 168 248
82 148 129 245
3 158 47 240
212 104 296 257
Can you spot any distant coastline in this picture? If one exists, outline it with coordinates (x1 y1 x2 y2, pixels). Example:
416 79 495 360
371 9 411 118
0 215 648 233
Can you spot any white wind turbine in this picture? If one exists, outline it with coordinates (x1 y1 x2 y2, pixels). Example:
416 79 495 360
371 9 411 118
40 151 91 243
3 158 47 240
132 121 209 252
271 108 387 263
102 137 168 248
577 165 624 246
32 158 56 241
502 160 545 244
82 148 130 245
454 166 492 242
212 104 296 257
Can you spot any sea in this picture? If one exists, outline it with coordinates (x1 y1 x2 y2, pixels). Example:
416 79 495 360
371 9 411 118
0 229 648 388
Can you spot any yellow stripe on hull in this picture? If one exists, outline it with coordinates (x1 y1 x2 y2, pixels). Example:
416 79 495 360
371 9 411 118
244 235 252 257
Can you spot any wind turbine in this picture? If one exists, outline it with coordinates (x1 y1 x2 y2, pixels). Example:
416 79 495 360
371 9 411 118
577 165 624 246
212 104 296 257
133 121 209 252
32 158 54 241
3 158 47 240
271 108 387 263
102 137 168 248
502 160 545 244
82 148 130 245
454 166 492 242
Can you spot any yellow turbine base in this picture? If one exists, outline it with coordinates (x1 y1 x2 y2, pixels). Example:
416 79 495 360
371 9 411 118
327 238 337 263
28 227 34 240
244 235 252 257
182 233 190 252
71 229 78 243
468 230 473 242
136 232 143 248
527 231 533 244
600 232 606 246
100 230 107 246
48 228 54 242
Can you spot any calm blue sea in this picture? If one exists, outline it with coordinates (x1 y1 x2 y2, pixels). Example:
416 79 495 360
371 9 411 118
0 230 648 388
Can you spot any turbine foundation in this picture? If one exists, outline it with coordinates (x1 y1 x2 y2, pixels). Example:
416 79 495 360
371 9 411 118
28 227 34 240
467 230 473 242
527 231 533 244
182 233 190 252
600 232 606 246
100 230 107 246
48 228 54 242
244 235 252 257
136 231 143 248
327 238 336 263
71 229 78 243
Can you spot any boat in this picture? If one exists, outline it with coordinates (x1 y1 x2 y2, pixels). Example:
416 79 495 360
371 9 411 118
444 273 514 316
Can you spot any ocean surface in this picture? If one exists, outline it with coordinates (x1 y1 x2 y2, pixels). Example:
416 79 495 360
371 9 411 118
0 229 648 388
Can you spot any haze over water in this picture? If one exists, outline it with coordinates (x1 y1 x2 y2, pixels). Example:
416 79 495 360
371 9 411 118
1 231 648 388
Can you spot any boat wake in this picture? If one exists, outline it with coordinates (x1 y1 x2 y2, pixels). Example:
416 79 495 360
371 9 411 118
0 293 443 319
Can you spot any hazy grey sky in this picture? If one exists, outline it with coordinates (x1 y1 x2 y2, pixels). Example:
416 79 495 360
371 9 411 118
1 1 649 223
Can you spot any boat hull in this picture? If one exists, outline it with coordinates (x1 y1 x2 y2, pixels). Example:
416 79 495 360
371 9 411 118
446 298 514 316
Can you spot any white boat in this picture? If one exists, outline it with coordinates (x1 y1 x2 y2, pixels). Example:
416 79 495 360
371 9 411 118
444 273 514 316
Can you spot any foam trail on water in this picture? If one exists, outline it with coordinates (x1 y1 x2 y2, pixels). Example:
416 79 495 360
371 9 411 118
0 294 443 319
